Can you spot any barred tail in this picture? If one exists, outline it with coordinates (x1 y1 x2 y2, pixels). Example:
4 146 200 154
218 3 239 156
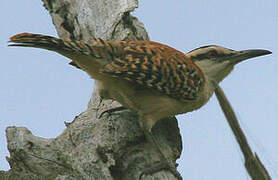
8 33 110 78
8 33 106 59
9 33 73 52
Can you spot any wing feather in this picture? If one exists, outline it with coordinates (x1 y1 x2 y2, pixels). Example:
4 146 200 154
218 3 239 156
102 41 205 101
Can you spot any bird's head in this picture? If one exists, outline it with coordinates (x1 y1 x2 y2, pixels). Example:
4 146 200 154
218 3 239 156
186 45 272 84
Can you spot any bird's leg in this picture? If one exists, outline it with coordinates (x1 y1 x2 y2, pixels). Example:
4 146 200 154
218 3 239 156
97 82 129 118
139 116 182 180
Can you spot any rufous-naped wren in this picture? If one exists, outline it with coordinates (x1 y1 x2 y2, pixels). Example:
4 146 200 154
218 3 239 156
9 33 271 178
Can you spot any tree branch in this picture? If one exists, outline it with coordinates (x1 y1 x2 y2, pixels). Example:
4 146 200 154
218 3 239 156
214 84 271 180
1 1 182 179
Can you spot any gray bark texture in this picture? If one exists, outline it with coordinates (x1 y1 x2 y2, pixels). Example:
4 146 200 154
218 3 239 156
1 0 182 179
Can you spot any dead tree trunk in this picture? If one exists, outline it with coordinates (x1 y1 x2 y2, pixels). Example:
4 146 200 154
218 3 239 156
1 0 182 179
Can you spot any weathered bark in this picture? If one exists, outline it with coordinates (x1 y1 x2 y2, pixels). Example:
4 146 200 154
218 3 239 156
1 1 182 179
214 84 271 180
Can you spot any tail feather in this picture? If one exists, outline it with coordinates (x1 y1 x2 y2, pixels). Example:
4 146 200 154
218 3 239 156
8 33 105 59
9 33 111 78
9 33 69 51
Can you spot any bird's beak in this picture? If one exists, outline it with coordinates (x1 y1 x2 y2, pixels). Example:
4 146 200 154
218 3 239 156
228 49 272 65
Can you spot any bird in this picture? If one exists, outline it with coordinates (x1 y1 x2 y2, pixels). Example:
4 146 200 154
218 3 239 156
8 33 271 179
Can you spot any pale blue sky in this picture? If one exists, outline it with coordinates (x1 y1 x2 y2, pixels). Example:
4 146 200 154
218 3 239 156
1 1 278 179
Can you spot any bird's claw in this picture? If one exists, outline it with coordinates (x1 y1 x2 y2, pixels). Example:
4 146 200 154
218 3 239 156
98 106 128 118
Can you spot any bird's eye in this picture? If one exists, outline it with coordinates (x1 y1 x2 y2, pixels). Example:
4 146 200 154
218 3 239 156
208 51 217 58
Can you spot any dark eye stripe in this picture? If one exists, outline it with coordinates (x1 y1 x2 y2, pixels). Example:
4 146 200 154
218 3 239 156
191 50 230 62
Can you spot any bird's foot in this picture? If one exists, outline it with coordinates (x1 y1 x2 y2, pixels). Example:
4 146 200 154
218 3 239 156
139 161 182 180
98 106 128 118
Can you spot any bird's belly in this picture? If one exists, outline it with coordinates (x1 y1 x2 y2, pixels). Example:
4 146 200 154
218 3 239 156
100 78 210 122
